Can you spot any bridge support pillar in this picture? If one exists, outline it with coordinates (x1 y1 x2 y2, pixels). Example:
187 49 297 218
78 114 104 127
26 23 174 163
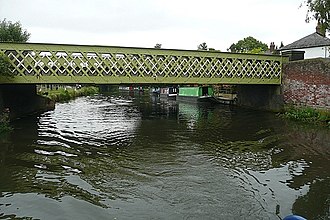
0 85 55 120
236 85 284 112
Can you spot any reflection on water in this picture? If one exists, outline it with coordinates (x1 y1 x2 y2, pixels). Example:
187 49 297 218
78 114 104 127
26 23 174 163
0 92 329 219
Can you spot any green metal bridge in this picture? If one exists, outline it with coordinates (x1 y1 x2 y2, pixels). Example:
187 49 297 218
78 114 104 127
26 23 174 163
0 42 286 85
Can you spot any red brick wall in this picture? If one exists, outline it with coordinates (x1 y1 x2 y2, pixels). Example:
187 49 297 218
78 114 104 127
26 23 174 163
282 58 330 110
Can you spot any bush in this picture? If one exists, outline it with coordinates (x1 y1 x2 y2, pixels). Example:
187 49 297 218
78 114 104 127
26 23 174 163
40 86 99 102
0 108 12 133
0 52 13 77
80 86 99 96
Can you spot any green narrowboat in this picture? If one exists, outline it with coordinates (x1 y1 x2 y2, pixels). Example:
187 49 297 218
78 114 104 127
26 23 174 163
177 86 214 102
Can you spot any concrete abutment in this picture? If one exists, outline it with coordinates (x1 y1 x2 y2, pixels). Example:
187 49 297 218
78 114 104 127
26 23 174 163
0 84 55 120
236 84 284 112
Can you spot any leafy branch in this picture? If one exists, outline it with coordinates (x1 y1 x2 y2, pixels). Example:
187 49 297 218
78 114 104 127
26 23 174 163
0 52 13 77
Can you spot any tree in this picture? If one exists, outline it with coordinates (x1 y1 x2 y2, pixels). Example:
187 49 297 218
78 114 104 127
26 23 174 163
304 0 330 34
154 43 162 49
0 52 12 77
0 19 30 77
197 42 208 50
0 19 30 42
228 36 268 53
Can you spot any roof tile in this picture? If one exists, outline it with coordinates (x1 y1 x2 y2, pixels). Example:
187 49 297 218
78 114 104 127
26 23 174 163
280 32 330 50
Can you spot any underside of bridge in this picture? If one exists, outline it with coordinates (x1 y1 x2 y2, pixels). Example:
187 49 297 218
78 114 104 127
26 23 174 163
0 83 284 120
236 84 283 111
0 84 54 120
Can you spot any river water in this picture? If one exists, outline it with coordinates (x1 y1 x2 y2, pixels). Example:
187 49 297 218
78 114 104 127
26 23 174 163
0 91 329 220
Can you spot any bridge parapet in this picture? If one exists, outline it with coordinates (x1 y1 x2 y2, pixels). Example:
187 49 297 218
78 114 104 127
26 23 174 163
0 42 286 84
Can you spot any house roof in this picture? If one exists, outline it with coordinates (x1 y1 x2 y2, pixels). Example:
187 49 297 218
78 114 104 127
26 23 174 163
280 32 330 50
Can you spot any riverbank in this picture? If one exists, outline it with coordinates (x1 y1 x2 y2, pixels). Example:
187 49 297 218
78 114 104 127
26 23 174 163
0 108 11 134
280 105 330 128
0 86 99 134
39 86 99 102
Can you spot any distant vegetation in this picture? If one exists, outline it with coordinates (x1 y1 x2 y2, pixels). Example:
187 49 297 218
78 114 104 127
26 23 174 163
197 42 208 50
0 19 30 42
39 86 99 102
228 36 268 53
0 19 30 77
154 43 162 49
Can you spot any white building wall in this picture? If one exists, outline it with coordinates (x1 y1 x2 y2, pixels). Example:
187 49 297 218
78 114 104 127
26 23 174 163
303 46 330 59
282 46 330 59
283 46 330 59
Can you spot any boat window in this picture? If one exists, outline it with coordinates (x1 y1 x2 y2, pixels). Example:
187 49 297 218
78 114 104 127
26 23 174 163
202 87 208 96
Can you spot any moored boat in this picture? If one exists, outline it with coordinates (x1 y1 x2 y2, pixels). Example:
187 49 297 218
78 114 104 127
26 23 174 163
160 87 178 100
177 86 215 103
213 85 237 104
150 87 160 94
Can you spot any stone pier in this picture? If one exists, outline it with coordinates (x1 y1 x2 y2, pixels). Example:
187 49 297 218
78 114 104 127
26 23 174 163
236 84 284 112
0 84 55 120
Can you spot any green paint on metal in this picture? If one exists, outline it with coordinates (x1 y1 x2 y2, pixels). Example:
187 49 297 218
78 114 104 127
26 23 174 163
179 87 201 97
0 42 285 85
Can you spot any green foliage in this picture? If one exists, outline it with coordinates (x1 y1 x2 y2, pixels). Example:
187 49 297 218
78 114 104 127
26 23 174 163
282 106 330 127
228 36 268 53
248 47 265 54
80 86 99 96
154 43 162 49
305 0 330 33
0 109 12 134
0 52 13 77
57 90 71 102
41 86 99 102
197 42 208 50
0 19 30 42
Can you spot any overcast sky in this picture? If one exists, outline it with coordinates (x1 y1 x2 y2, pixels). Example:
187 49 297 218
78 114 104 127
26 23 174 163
0 0 319 51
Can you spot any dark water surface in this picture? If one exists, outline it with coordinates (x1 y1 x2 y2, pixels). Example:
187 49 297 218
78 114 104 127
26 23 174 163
0 92 329 220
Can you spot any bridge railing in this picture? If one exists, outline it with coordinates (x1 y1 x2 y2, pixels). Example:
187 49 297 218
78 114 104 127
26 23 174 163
0 42 286 84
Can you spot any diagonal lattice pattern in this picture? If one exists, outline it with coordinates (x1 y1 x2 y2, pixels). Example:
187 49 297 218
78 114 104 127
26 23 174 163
0 42 285 84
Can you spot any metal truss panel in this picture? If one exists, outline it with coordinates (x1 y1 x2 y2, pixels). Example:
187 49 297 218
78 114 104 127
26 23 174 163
0 42 286 85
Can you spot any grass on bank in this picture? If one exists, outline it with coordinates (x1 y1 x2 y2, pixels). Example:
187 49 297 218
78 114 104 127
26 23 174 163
281 106 330 128
39 86 99 102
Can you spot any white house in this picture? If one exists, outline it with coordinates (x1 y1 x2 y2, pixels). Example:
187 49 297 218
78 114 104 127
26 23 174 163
280 27 330 59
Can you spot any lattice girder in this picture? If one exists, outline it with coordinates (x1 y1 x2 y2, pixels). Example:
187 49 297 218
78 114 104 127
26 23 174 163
0 42 287 84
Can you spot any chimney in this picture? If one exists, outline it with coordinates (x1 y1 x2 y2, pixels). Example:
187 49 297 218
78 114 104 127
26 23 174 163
270 42 275 52
316 22 326 37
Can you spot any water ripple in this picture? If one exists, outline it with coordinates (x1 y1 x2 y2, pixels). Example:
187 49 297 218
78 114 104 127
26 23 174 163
37 95 141 149
2 93 329 220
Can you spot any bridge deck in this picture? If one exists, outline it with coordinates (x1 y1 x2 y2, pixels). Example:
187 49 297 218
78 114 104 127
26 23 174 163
0 42 286 85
